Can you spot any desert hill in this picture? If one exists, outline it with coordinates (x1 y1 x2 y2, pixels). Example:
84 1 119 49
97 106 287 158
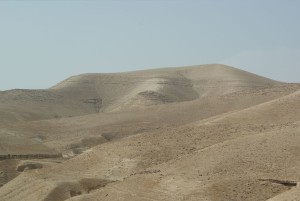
51 64 279 111
0 89 97 126
0 88 299 201
0 64 280 125
0 64 299 201
1 83 297 156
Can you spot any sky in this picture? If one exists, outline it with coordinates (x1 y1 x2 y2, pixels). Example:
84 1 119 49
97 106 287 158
0 0 299 90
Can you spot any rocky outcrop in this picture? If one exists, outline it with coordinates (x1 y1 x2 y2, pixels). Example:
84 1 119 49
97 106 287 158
83 98 102 112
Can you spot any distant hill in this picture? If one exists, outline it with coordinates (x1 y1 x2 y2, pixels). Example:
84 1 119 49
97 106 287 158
0 64 280 125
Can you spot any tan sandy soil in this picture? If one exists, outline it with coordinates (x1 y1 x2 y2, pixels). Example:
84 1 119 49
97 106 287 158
0 64 299 201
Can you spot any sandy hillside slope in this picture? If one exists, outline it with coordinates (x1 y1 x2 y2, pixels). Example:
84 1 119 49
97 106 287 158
0 64 280 125
0 64 291 155
1 83 297 157
72 90 299 201
0 65 299 201
0 89 97 125
0 86 299 199
0 64 290 161
52 64 280 112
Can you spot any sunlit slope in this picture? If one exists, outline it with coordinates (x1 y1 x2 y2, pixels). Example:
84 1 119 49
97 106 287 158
0 64 295 201
2 84 297 156
0 89 98 125
205 88 300 125
0 88 299 201
51 64 280 112
0 64 280 125
62 89 300 201
0 135 59 156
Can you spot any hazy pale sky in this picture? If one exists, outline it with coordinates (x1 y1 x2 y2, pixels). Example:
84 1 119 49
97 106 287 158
1 0 299 90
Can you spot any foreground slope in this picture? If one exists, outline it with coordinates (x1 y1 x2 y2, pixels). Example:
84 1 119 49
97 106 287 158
33 89 299 201
0 65 300 201
0 65 299 201
76 90 300 201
